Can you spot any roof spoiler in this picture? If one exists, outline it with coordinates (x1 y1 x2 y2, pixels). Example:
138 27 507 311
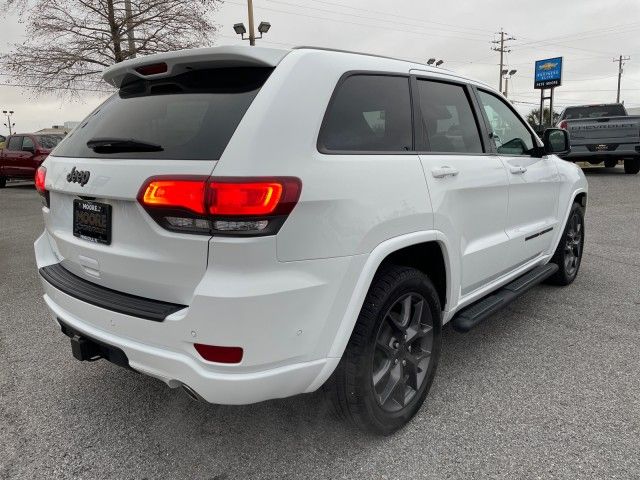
102 45 290 88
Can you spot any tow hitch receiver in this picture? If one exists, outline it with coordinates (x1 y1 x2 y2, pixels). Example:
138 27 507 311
70 335 101 362
59 319 131 370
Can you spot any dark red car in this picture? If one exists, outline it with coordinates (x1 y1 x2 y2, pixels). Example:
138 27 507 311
0 133 64 187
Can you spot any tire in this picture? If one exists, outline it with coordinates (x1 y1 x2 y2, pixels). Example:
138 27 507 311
548 202 585 286
624 158 640 174
0 176 6 188
324 265 442 435
604 159 617 168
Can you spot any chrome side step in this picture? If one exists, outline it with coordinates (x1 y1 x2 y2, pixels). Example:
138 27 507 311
452 263 559 333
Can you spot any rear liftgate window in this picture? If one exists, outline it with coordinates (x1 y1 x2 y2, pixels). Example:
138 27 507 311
53 67 274 160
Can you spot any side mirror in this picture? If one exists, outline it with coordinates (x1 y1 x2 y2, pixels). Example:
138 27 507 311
22 145 35 153
543 128 570 156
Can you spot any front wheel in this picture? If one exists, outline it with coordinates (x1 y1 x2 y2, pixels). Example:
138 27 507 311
548 202 585 285
624 158 640 174
324 265 442 435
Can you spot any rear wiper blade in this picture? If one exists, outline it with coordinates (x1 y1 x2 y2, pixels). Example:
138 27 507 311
87 137 163 153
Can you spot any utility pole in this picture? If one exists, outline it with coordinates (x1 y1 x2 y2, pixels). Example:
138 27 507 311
613 55 631 103
492 30 515 93
247 0 256 46
3 110 15 135
124 0 136 58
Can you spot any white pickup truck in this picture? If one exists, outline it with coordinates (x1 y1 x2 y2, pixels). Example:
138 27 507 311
558 103 640 174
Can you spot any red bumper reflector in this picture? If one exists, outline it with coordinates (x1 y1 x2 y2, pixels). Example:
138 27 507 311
194 343 243 364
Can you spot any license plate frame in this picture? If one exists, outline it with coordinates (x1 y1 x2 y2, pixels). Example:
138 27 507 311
73 199 112 245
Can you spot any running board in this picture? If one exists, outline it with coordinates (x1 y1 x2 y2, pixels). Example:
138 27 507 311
452 263 559 333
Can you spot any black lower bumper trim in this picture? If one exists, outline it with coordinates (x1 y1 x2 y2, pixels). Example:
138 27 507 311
39 263 187 322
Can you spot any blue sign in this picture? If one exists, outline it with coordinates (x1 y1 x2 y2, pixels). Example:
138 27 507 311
534 57 563 89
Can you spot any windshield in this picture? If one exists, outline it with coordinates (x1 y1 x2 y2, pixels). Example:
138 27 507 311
564 104 626 119
36 135 64 149
52 67 273 160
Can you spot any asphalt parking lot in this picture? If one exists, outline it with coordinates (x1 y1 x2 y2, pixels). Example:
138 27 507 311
1 167 639 479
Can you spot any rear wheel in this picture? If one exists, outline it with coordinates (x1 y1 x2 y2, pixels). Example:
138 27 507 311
624 158 640 174
0 176 6 188
325 265 442 435
548 202 585 286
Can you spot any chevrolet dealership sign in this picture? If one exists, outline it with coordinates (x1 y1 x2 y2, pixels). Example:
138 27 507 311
534 57 563 89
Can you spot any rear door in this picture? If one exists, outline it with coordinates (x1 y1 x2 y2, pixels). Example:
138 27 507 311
42 66 274 304
414 77 511 299
475 89 560 267
4 136 25 176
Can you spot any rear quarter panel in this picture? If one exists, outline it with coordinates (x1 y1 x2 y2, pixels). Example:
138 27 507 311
211 49 434 262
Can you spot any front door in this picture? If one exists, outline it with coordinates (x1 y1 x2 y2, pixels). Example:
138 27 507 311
476 90 561 268
414 77 511 301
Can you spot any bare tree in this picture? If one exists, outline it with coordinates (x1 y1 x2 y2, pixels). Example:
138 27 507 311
1 0 221 95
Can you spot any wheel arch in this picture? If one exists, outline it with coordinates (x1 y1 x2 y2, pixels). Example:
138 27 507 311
305 231 453 392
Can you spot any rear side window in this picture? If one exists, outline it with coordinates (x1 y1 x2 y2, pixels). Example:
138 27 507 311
22 137 34 149
53 67 274 160
319 75 413 152
416 80 483 153
7 136 22 151
36 135 64 149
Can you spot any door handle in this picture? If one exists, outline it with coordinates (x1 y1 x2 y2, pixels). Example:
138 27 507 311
510 166 527 174
432 166 459 178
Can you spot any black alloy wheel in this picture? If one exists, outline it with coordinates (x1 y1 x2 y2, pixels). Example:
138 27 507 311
372 293 433 412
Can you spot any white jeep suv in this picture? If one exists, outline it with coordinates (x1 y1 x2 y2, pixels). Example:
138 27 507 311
34 46 587 434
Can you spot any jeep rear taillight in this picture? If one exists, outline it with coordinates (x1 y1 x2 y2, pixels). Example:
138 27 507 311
559 120 568 130
35 166 50 208
138 176 302 236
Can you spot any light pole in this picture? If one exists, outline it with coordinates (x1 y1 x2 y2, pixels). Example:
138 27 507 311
502 69 517 98
427 58 445 68
233 0 271 46
3 110 15 135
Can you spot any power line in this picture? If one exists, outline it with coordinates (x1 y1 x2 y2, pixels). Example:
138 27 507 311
265 0 489 39
225 1 490 43
293 0 495 34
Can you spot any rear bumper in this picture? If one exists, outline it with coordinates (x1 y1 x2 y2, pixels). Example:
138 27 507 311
34 232 355 404
562 143 640 161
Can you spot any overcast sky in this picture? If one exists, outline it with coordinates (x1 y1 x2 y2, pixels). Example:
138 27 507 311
2 0 640 134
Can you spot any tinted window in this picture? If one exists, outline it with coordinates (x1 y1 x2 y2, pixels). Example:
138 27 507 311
563 104 626 119
22 137 34 149
7 136 22 151
478 91 535 156
319 75 413 152
36 135 64 149
53 67 273 160
417 80 483 153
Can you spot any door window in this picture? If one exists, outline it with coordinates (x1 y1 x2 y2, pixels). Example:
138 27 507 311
7 136 22 151
417 80 483 153
319 75 413 152
477 91 535 155
22 137 34 150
